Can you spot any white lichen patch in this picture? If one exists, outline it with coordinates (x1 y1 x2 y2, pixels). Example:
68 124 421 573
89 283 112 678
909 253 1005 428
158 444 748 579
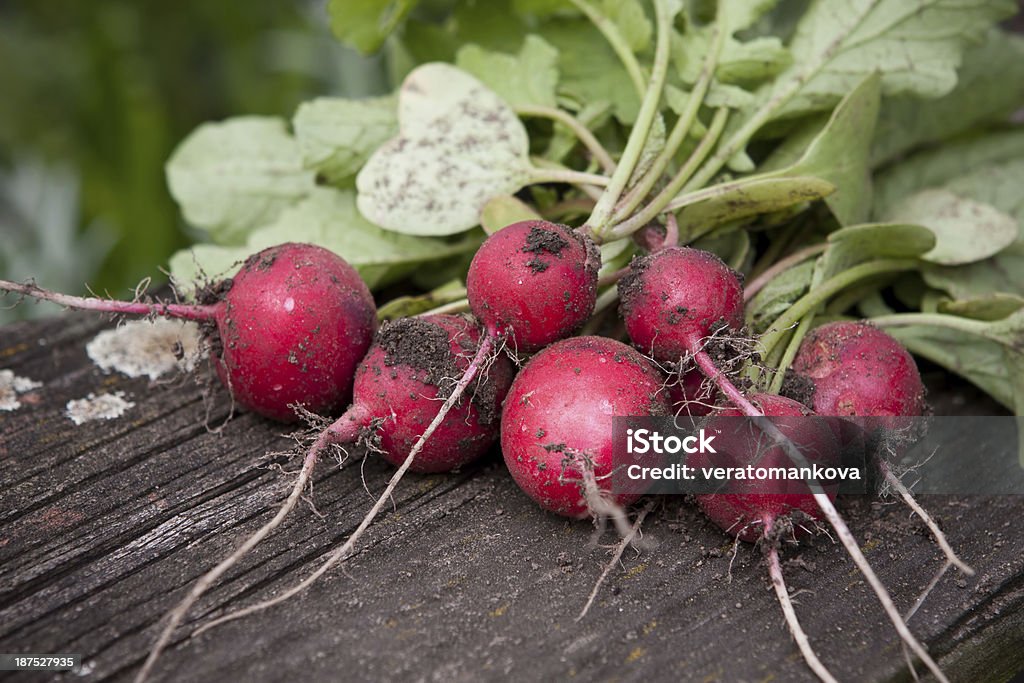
0 369 43 411
86 318 206 381
65 392 136 425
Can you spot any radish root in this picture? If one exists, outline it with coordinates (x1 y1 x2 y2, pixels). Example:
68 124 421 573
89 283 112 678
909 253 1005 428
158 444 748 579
879 461 974 576
577 501 654 621
764 524 839 683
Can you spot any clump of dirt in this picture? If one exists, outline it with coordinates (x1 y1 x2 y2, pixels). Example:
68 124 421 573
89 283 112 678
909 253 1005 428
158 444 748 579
378 318 455 389
376 317 502 425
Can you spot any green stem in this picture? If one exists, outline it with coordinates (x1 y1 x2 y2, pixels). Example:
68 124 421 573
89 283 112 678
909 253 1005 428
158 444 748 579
414 298 470 318
568 0 646 99
587 0 674 237
612 15 727 223
768 311 814 392
529 166 611 187
759 259 918 359
744 243 827 302
517 104 617 173
683 73 808 193
870 312 993 338
609 108 729 239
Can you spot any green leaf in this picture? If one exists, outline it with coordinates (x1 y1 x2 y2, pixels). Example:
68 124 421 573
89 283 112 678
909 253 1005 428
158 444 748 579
876 141 1024 300
871 29 1024 166
480 195 542 235
747 259 815 333
455 35 560 109
166 116 314 245
874 130 1024 215
356 63 534 236
886 325 1016 410
293 95 398 186
676 176 836 241
939 294 1024 321
883 188 1018 265
775 73 881 226
813 222 936 285
328 0 419 54
755 0 1016 121
601 0 652 52
170 188 481 293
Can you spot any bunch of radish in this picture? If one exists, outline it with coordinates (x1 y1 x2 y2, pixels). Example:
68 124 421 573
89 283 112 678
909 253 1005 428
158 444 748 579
0 3 982 678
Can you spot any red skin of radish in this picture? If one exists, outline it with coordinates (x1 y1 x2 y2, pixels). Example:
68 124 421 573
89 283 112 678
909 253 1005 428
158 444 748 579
691 394 840 543
501 336 670 518
792 321 926 422
467 220 600 353
618 247 744 362
340 315 514 473
213 243 377 422
667 369 717 417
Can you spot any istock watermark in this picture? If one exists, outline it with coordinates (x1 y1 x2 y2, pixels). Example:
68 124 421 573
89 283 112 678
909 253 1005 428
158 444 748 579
611 415 1024 497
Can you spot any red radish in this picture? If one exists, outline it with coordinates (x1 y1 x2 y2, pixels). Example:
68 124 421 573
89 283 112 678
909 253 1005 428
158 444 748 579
333 315 514 473
467 220 600 353
138 314 512 680
618 246 759 419
1 242 377 422
501 336 670 518
792 321 926 420
691 394 840 543
791 321 972 577
619 247 744 360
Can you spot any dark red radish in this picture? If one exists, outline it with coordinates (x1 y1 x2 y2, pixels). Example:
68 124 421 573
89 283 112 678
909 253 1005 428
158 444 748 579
619 246 743 361
618 247 758 418
334 315 514 473
1 242 377 422
792 321 926 420
690 394 840 543
501 336 670 518
791 321 972 577
467 220 600 353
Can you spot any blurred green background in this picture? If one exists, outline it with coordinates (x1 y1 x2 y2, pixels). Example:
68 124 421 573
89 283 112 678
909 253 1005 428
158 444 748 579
0 0 386 322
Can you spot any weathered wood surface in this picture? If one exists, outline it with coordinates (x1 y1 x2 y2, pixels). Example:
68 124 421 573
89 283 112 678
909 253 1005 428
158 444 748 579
1 312 1023 683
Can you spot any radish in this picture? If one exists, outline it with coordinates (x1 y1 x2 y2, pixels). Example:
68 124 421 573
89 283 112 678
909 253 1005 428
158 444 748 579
692 394 841 544
691 394 842 681
137 314 513 680
618 252 948 682
618 246 758 419
0 242 377 422
467 219 600 353
791 321 973 577
501 335 670 518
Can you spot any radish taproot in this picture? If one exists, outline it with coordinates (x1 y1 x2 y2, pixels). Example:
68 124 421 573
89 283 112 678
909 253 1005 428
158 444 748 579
137 314 512 681
1 242 377 422
691 394 842 681
791 321 973 576
501 335 670 518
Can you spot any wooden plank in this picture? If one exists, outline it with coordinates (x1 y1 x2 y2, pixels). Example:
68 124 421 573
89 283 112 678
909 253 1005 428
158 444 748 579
1 313 1022 682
